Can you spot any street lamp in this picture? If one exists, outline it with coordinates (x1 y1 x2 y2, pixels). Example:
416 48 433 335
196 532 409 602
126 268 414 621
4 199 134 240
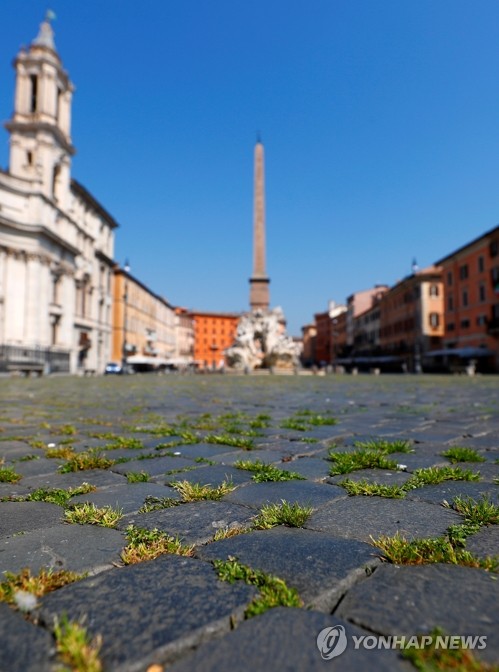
122 259 130 372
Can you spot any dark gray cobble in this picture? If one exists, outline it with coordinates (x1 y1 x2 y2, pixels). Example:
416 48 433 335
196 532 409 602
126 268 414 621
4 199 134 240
0 375 497 671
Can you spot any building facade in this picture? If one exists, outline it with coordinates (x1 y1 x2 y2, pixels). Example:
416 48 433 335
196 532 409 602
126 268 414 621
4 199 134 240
314 311 331 366
331 308 347 364
378 266 444 371
0 15 117 374
352 299 384 357
300 323 316 367
314 302 347 367
346 286 388 350
111 267 176 371
190 310 240 369
434 226 499 372
174 307 195 367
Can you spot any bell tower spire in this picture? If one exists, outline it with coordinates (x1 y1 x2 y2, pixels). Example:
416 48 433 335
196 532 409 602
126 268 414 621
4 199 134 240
5 12 75 208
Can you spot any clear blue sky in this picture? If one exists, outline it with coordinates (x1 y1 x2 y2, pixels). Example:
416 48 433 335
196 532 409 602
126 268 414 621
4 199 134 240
1 2 499 336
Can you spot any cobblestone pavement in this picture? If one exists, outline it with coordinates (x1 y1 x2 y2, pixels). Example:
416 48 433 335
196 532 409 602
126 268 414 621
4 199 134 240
0 374 497 671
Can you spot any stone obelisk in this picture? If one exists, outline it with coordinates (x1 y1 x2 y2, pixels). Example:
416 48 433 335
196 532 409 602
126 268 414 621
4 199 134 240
249 138 270 311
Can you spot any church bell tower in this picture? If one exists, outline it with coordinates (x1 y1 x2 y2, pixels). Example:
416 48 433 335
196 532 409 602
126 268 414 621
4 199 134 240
5 12 75 209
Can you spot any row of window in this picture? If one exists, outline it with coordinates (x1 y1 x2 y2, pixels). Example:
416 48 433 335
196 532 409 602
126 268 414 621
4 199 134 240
448 283 488 310
447 247 498 286
201 328 231 335
379 312 441 338
382 284 440 312
199 338 232 347
447 314 488 330
380 318 415 337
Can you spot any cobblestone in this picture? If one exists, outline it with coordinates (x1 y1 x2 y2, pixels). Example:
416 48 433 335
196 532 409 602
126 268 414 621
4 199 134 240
0 374 497 670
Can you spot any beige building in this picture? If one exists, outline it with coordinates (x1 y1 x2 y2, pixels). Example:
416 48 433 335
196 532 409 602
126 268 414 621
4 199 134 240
346 286 389 349
379 266 444 371
112 267 176 370
174 307 195 367
0 15 117 374
300 323 316 367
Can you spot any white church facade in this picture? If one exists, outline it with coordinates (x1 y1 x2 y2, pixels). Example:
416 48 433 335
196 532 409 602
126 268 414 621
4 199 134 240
0 15 117 374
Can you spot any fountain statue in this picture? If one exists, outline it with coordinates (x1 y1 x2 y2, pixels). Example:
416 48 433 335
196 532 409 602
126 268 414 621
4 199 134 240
225 307 300 371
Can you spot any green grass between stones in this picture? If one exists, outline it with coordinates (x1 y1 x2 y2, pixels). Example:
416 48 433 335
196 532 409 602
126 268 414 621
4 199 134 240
54 615 103 672
280 410 338 432
10 483 97 507
451 495 499 526
407 466 480 488
353 439 413 453
102 437 144 450
445 496 499 547
234 459 305 483
0 465 21 483
169 478 235 501
252 500 314 529
214 556 302 618
329 450 399 475
59 448 115 473
121 525 194 564
334 442 481 498
338 466 480 498
45 445 77 459
402 627 498 672
126 471 150 483
339 478 407 498
205 434 254 450
64 503 122 528
213 525 249 541
329 438 415 477
441 447 486 463
371 494 499 572
0 567 85 606
371 533 498 572
138 495 181 513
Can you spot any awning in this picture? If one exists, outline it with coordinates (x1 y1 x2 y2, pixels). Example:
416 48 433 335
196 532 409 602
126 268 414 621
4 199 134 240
126 355 187 367
126 355 167 366
424 347 496 359
334 356 403 365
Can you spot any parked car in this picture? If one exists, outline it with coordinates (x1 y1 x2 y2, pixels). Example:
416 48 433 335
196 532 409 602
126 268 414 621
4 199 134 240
104 362 122 375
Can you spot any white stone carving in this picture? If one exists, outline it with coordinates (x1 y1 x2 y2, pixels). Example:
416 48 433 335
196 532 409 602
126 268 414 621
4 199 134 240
225 307 299 371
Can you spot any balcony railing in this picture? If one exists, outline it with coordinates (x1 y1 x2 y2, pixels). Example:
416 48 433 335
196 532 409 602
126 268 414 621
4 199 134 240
0 345 71 374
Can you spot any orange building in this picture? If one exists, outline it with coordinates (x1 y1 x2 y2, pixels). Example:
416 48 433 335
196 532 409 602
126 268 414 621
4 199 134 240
331 309 347 363
314 311 332 366
190 310 240 369
434 226 499 372
378 266 444 371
